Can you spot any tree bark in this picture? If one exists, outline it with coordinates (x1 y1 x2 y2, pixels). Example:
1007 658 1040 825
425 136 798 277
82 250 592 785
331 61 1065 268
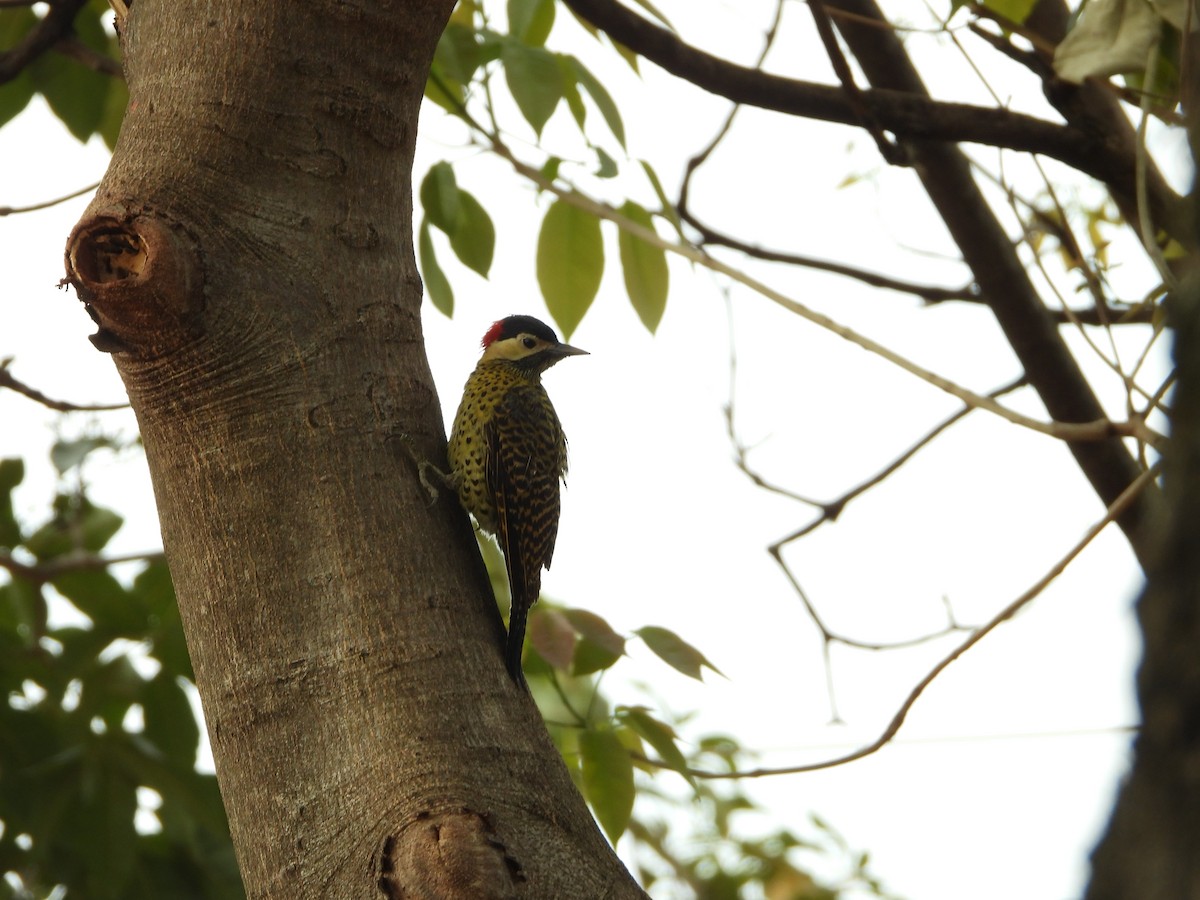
62 3 643 897
1083 278 1200 900
1083 78 1200 892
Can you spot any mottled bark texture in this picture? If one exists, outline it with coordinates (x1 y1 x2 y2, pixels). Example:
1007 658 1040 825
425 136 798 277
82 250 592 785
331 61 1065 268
63 3 643 897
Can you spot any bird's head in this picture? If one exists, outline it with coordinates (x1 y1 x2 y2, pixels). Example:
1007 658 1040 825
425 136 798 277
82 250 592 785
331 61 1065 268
479 315 588 372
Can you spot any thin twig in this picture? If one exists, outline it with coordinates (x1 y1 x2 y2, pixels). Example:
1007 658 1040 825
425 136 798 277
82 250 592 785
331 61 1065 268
676 0 784 215
0 360 128 411
763 377 1029 549
495 136 1165 447
673 462 1160 779
431 41 1166 448
684 209 978 304
53 35 123 78
0 549 166 584
0 180 101 216
809 0 906 164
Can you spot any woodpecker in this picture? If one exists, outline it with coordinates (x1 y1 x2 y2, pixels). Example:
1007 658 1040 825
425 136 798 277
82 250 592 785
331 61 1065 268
443 315 587 686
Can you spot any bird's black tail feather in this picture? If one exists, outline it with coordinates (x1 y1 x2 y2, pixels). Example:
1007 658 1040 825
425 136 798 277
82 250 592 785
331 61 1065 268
505 598 529 688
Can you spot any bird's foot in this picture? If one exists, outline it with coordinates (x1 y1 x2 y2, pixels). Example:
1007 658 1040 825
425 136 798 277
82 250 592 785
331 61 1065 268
389 432 450 506
417 460 451 505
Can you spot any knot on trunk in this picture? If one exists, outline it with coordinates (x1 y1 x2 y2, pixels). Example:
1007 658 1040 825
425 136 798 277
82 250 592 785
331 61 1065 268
376 808 524 899
63 210 204 355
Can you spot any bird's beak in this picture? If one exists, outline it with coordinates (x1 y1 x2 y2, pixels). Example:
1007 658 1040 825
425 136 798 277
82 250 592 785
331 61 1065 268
554 342 589 358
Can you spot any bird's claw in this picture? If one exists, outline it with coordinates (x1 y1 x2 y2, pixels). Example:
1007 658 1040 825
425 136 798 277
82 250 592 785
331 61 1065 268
390 431 448 505
417 461 442 506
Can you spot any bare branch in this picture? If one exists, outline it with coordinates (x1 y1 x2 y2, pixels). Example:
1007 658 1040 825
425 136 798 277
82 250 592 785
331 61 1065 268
489 137 1167 449
808 0 906 165
52 34 123 78
764 377 1030 548
557 0 1189 240
0 359 129 411
0 181 100 217
0 549 166 584
672 462 1160 780
0 0 89 84
686 209 979 303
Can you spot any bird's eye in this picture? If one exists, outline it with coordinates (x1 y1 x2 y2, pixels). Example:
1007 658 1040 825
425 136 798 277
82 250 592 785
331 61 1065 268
522 337 537 349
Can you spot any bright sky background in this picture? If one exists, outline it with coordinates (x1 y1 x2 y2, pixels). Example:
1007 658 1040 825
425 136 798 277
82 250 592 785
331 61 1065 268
1 1 1181 898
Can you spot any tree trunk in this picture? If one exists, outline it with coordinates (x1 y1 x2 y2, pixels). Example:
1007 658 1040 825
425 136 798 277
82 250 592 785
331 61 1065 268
1083 279 1200 900
62 3 643 896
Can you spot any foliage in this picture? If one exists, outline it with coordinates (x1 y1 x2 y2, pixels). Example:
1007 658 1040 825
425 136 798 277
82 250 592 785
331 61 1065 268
0 438 881 898
0 448 243 900
419 0 671 339
0 0 124 147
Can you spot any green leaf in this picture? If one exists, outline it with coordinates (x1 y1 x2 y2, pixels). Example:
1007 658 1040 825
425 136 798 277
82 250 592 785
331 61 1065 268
561 61 588 130
508 0 556 46
81 503 123 553
143 673 200 765
0 457 24 548
501 41 563 136
51 436 116 475
572 636 622 675
620 707 695 786
425 63 466 115
0 578 43 640
435 22 483 85
579 728 634 843
419 220 454 317
448 190 495 278
974 0 1039 24
640 159 684 238
565 56 626 148
26 499 123 559
539 156 562 186
609 38 641 74
636 625 722 680
536 199 603 339
562 608 625 655
132 560 193 680
0 8 37 130
419 162 461 234
617 201 668 332
52 569 141 632
1053 0 1160 83
29 4 115 143
594 146 618 179
630 0 675 29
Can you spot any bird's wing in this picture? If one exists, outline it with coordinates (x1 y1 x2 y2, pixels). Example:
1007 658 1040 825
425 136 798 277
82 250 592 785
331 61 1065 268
484 383 564 590
485 384 566 683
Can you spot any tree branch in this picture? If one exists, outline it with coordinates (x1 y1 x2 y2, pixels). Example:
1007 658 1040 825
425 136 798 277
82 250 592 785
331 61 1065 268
0 181 101 216
0 549 166 584
0 0 89 84
490 137 1166 449
0 359 129 411
684 208 979 304
676 462 1159 780
821 0 1163 568
558 0 1189 241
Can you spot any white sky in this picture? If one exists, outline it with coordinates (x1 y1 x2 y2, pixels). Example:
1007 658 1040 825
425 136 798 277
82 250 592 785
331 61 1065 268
0 2 1177 898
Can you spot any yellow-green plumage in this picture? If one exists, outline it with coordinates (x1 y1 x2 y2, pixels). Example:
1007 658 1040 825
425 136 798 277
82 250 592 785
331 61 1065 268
446 315 586 686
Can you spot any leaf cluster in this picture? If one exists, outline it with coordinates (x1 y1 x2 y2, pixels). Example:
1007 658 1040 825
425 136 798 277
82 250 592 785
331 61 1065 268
0 452 242 900
417 0 671 337
0 0 125 147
